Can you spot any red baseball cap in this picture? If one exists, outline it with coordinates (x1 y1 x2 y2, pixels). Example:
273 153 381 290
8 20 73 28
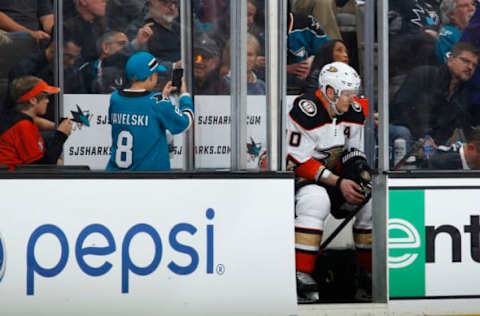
17 79 60 103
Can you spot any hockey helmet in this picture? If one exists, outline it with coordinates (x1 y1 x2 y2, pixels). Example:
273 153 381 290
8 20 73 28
318 62 361 114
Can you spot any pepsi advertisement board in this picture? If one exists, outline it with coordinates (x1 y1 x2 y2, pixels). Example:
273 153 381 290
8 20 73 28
0 178 296 316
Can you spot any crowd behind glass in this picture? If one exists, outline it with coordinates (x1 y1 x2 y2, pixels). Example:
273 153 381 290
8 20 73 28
0 0 480 171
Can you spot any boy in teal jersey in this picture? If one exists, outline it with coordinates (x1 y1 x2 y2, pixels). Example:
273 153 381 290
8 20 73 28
106 51 193 171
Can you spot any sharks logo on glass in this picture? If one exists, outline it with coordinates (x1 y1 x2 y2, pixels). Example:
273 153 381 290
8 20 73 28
0 232 5 282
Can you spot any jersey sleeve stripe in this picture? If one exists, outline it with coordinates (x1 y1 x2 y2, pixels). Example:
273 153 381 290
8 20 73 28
288 113 330 131
182 110 194 130
294 158 323 181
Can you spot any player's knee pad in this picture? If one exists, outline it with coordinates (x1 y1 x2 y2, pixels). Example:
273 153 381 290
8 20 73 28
354 199 372 230
295 184 331 230
353 200 372 250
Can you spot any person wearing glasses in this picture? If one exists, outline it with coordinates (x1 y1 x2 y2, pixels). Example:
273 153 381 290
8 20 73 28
460 3 480 127
436 0 476 64
79 31 130 94
390 41 480 150
6 37 84 124
192 34 229 95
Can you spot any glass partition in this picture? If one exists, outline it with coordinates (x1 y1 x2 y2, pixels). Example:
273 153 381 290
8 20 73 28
388 0 480 171
61 0 186 170
0 0 391 308
58 0 269 171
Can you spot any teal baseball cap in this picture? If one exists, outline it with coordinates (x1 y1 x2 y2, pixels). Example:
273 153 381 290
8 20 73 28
125 51 167 81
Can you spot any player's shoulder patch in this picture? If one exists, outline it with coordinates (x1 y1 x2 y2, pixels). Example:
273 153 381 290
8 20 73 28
298 98 317 117
342 104 366 124
290 95 329 130
151 93 169 103
351 101 362 113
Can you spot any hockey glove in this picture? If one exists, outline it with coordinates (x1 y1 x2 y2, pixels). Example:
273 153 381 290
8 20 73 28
340 148 372 197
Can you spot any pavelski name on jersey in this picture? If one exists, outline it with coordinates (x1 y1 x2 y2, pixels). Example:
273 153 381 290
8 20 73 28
110 113 149 126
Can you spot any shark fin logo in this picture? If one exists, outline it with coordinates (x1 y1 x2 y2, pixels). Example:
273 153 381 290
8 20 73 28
388 218 421 269
246 137 268 169
0 233 6 282
71 105 91 127
247 137 262 157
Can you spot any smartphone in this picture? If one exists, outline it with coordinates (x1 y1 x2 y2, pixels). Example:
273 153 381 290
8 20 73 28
171 68 183 89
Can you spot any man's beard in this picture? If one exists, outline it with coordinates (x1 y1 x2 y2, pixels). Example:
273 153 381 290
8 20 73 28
150 9 177 25
161 14 176 24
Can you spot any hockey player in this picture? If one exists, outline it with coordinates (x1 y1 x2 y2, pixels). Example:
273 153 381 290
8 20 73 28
287 62 372 303
106 51 194 171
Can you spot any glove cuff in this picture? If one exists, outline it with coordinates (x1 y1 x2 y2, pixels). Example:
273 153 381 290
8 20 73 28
335 176 343 189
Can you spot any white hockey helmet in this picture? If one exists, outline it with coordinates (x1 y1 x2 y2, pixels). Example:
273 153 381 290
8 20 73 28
318 62 361 114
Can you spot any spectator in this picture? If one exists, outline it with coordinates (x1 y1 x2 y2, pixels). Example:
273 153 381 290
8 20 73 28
460 3 480 125
193 0 227 31
64 0 109 62
390 41 480 147
192 34 229 95
291 0 343 40
106 0 147 32
8 38 85 119
247 0 266 80
204 3 230 53
0 76 72 170
436 0 476 64
389 0 441 37
389 0 441 94
79 31 129 93
287 11 329 95
0 0 53 41
304 39 349 93
126 0 181 63
223 33 266 95
430 125 480 169
106 52 194 171
287 62 371 303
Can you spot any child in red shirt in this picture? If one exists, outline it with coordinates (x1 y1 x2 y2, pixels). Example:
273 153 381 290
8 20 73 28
0 76 72 169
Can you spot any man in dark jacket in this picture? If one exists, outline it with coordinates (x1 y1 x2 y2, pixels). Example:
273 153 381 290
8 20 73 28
430 125 480 169
192 34 229 95
460 4 480 125
390 41 479 146
63 0 109 63
125 0 181 63
8 38 85 120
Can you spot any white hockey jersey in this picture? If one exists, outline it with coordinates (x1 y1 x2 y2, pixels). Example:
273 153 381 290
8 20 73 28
287 90 368 181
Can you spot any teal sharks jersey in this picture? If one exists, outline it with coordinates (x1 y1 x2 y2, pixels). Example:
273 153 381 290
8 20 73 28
106 89 193 171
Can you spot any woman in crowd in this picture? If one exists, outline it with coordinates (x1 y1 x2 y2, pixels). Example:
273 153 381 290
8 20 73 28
303 39 349 94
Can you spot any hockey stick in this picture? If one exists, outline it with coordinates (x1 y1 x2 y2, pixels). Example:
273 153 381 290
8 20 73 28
319 191 372 250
